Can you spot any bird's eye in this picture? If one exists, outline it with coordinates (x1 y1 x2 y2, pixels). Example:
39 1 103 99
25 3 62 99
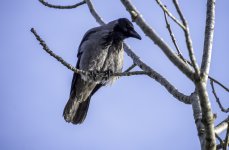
123 27 128 32
126 25 133 30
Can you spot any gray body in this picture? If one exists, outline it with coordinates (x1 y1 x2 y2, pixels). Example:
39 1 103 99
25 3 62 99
63 18 141 124
79 26 124 84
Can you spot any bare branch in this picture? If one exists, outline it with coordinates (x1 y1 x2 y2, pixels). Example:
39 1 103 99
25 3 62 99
85 0 105 25
163 11 181 55
196 81 216 150
172 0 200 76
85 0 191 104
209 76 229 93
38 0 86 9
115 71 148 76
179 58 224 87
210 80 229 113
224 122 229 150
194 0 217 149
30 28 148 78
191 92 205 149
120 0 195 81
124 44 192 104
31 28 87 76
216 133 224 149
200 0 216 82
124 63 137 72
155 0 185 30
215 119 229 150
31 26 191 103
163 11 187 63
173 50 228 94
217 143 229 150
215 116 229 135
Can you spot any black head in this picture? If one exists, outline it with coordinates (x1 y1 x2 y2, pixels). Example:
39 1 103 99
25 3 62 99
113 18 141 41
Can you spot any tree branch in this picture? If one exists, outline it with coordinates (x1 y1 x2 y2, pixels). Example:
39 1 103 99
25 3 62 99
38 0 86 9
210 80 229 113
172 0 200 76
124 63 137 72
215 117 229 149
155 0 185 30
120 0 195 81
163 10 187 63
85 0 105 25
215 116 229 135
209 76 229 93
200 0 216 82
216 133 224 150
31 28 148 78
162 36 227 96
31 28 87 75
196 81 216 150
85 0 191 104
124 45 192 104
224 122 229 150
195 0 216 149
191 92 206 150
37 0 227 149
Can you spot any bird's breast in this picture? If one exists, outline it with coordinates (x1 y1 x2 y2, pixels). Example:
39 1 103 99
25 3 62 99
101 42 124 85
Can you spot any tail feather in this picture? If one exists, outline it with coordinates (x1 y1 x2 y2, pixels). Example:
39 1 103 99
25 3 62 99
63 97 91 124
63 83 102 125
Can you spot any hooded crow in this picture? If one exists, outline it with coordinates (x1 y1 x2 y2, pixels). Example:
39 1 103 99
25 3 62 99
63 18 141 124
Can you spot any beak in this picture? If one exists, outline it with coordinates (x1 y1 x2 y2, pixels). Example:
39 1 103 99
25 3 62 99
129 29 141 40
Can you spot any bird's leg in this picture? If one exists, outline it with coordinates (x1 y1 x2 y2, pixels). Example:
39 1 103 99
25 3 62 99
102 69 113 80
88 70 113 81
88 70 100 81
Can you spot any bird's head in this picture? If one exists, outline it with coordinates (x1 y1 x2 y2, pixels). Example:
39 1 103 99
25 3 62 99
112 18 141 41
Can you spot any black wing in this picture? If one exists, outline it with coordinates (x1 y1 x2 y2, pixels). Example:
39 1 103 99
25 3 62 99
70 28 103 96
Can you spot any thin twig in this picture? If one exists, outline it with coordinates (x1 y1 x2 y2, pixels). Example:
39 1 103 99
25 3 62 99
163 11 181 55
124 63 137 72
85 0 192 104
120 0 194 81
162 9 228 113
30 28 148 78
174 51 228 94
38 0 86 9
85 0 105 25
31 28 87 76
172 0 200 76
163 10 187 63
155 0 185 30
210 80 229 113
216 133 224 148
217 144 229 150
209 76 229 93
31 26 191 103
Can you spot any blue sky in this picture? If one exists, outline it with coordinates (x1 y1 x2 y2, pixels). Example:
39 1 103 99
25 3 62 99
0 0 228 150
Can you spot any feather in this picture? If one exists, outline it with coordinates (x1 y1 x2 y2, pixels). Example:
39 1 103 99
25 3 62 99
63 18 140 124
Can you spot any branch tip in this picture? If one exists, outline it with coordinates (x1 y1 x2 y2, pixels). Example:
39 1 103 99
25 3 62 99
38 0 86 9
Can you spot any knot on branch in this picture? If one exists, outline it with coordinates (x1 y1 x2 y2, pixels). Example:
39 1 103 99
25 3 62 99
130 10 138 21
201 115 215 126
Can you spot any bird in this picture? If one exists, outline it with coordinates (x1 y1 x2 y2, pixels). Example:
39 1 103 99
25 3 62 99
63 18 141 124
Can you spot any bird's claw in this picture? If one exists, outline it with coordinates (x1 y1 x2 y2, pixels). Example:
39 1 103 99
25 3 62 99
88 70 113 81
102 69 113 80
88 70 100 81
